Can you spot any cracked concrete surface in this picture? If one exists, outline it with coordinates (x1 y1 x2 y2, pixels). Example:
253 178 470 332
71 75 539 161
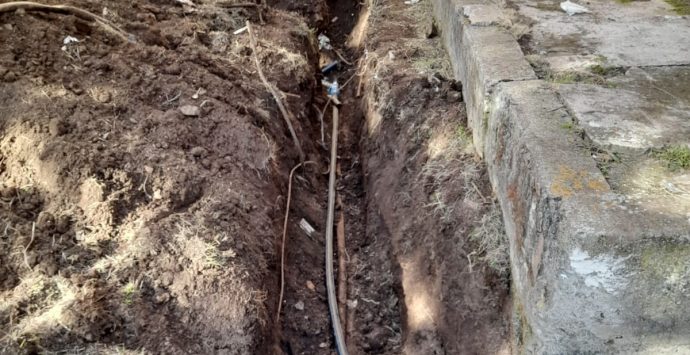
429 0 690 352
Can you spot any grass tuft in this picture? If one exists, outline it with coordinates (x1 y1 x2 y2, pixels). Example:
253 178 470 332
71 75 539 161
121 282 137 305
665 0 690 14
658 145 690 170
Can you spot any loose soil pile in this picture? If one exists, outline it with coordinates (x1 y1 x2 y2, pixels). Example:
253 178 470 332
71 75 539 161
0 1 321 353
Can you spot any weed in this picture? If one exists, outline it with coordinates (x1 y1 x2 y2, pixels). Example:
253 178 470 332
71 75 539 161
469 203 509 276
456 125 470 142
598 162 610 179
665 0 690 14
425 191 455 224
658 145 690 170
589 64 607 76
534 1 562 11
589 64 625 78
560 122 574 131
121 282 137 305
204 242 225 269
552 71 579 84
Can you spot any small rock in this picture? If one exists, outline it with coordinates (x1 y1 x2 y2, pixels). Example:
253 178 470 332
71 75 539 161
179 105 200 117
39 261 58 276
36 211 55 231
25 253 37 268
48 118 69 137
160 272 174 286
209 31 229 53
319 342 328 348
3 24 12 31
3 71 17 82
92 90 111 104
55 215 72 233
155 291 171 303
163 64 181 75
363 328 388 351
306 280 315 291
0 186 16 199
190 146 207 158
294 300 305 311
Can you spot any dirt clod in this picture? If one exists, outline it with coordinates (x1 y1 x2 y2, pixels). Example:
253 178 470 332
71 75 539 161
190 146 207 157
180 104 200 116
35 211 55 231
48 117 70 136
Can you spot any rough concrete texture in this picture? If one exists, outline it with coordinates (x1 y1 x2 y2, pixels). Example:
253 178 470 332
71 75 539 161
430 0 690 353
519 1 690 67
558 66 690 152
435 0 536 156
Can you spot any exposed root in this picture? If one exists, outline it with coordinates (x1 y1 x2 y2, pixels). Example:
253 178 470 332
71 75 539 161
277 161 316 324
22 222 36 270
0 1 129 42
246 21 305 163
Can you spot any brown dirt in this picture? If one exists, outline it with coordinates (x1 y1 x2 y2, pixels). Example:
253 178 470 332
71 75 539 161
0 0 512 354
351 1 513 354
0 0 323 353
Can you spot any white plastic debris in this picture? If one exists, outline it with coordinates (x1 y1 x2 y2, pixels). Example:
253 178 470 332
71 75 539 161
299 218 316 236
175 0 195 6
560 1 589 15
192 88 206 100
322 79 339 97
294 300 305 311
63 36 79 45
318 34 332 50
233 26 248 35
405 0 421 4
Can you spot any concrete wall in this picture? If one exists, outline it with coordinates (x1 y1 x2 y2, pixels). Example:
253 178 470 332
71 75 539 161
430 0 690 353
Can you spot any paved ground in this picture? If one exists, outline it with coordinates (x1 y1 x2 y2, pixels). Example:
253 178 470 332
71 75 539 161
431 0 690 352
516 0 690 217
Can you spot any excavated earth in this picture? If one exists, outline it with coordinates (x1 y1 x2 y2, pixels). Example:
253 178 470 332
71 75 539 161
0 0 511 354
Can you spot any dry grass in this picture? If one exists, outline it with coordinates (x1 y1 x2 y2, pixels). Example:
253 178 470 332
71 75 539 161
469 203 509 276
419 116 508 276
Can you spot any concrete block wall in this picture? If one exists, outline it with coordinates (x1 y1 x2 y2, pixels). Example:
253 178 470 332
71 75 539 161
429 0 690 353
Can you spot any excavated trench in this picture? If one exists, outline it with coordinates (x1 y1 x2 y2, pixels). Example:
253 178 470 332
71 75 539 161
274 0 512 354
0 0 510 354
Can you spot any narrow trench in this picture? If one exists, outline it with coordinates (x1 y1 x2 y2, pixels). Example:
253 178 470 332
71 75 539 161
275 0 375 353
275 0 511 354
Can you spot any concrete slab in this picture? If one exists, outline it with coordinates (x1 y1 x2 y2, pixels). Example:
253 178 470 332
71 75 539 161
516 0 690 67
558 66 690 152
430 0 690 352
463 4 504 25
486 79 690 355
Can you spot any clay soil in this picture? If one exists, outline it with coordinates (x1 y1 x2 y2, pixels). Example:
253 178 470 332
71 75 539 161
0 0 511 354
0 0 323 353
